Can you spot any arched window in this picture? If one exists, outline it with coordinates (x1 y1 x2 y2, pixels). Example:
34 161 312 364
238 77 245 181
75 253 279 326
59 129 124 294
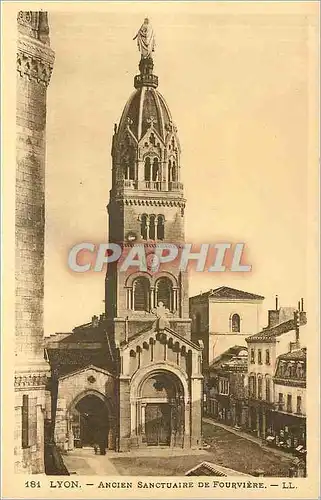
265 377 271 402
149 215 156 240
257 376 263 400
172 161 177 182
157 215 165 240
155 277 173 310
168 160 172 182
249 375 256 398
144 157 151 181
133 277 150 311
231 313 241 333
129 162 135 180
152 158 159 181
141 214 148 240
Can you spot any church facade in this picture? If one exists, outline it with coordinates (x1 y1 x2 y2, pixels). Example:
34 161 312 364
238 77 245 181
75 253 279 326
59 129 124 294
46 38 203 453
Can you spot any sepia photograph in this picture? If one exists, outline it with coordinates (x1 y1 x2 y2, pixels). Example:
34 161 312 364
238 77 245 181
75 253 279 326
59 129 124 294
1 1 320 498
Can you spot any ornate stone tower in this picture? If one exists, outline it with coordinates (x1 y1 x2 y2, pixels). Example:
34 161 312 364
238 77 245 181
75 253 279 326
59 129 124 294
106 51 190 341
104 20 203 451
15 11 54 473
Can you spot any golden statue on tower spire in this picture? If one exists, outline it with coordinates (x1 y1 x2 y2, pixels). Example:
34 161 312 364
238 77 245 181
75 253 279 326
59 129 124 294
133 18 156 59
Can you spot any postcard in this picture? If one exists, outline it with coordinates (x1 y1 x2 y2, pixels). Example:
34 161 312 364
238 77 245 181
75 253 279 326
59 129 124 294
1 1 320 498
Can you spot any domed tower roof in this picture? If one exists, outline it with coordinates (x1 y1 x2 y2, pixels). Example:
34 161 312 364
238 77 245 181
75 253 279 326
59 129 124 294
111 27 183 198
118 85 173 143
114 56 179 148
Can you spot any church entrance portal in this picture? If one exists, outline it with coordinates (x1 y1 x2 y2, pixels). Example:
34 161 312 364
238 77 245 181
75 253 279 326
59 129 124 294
145 403 171 446
131 370 186 448
71 395 109 450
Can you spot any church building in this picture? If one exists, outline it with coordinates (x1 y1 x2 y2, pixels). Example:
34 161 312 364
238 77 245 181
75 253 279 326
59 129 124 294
46 21 203 453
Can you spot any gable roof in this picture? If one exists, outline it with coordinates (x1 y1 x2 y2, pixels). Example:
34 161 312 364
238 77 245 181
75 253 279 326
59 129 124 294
208 345 248 372
59 364 115 381
246 316 307 343
190 286 264 301
277 347 307 361
185 461 252 477
121 324 202 352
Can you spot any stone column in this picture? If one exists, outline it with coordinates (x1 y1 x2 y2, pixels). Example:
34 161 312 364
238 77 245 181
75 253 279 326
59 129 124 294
190 376 203 448
15 11 55 474
183 400 190 448
150 286 155 309
141 403 146 444
108 421 116 450
119 376 131 451
67 416 74 451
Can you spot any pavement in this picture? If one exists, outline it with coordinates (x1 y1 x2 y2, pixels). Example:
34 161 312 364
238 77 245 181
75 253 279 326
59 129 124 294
203 417 296 459
63 446 209 476
61 420 295 476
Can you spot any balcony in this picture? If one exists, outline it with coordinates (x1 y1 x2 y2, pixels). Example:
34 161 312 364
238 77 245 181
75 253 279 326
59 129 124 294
144 181 163 191
123 180 137 189
169 181 184 191
122 180 184 192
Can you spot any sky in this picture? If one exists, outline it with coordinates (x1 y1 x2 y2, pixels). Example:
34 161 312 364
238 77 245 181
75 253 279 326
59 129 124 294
44 3 312 335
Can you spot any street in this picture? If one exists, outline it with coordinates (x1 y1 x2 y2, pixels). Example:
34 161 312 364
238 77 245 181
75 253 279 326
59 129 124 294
62 420 295 477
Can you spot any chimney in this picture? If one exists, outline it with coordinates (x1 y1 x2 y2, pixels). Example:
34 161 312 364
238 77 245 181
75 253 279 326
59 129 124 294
268 310 280 328
299 298 307 325
294 310 300 343
267 295 280 327
298 301 301 312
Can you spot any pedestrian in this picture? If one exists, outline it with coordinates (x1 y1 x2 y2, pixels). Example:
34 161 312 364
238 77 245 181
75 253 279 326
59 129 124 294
99 440 106 455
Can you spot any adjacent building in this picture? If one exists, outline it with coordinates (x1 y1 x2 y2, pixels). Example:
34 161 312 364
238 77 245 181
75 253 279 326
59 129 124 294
203 295 307 466
246 302 306 440
190 286 264 367
273 347 306 451
205 345 248 428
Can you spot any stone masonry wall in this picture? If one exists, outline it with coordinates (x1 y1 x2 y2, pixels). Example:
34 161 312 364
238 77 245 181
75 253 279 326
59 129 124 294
15 11 54 473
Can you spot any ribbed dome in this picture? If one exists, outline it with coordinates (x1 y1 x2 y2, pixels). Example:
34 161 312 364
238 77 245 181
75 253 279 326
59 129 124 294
117 86 173 143
111 55 182 196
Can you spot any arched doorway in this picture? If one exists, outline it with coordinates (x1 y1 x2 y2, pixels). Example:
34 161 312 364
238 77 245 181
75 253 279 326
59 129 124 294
132 369 186 448
69 393 114 452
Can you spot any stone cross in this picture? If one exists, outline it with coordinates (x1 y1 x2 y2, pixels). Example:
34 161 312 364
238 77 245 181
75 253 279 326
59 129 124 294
147 116 157 128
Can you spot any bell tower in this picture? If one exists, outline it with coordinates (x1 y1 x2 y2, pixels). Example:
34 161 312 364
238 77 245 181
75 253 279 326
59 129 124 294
106 39 191 344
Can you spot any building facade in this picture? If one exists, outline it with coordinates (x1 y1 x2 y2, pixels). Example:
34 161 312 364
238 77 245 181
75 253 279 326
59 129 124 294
190 286 264 367
205 345 248 428
246 304 307 441
273 347 306 453
46 39 203 453
15 11 54 473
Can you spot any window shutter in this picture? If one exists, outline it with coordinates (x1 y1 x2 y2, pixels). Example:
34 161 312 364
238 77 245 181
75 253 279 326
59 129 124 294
22 395 29 448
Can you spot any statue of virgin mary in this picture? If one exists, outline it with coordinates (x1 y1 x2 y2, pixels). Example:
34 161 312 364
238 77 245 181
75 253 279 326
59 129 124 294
133 18 156 59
